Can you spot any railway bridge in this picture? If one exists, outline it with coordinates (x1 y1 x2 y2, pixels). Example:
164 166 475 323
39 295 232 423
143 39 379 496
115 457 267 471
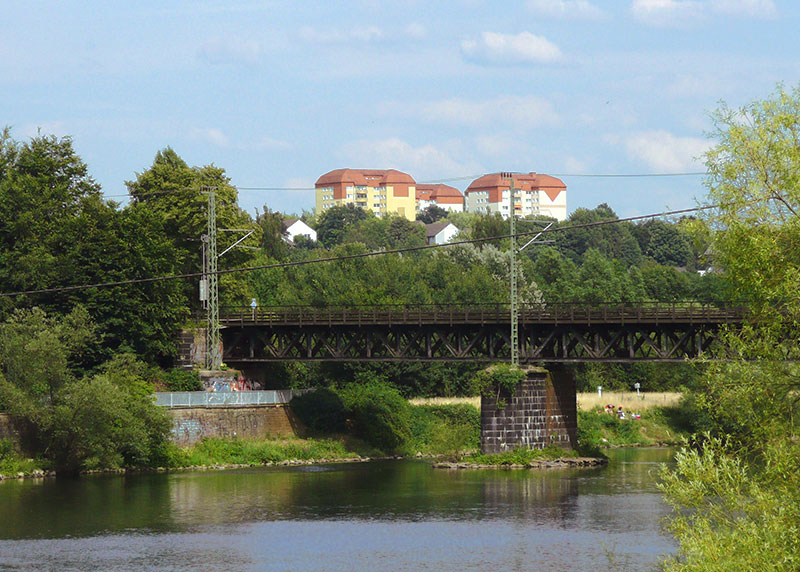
220 302 744 364
213 302 745 454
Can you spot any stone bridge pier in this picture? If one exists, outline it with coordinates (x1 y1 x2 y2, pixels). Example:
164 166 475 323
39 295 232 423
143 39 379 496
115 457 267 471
480 366 577 454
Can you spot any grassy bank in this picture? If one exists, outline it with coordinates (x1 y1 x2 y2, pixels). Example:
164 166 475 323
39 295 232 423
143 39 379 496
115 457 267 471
0 439 48 478
166 436 377 467
578 405 692 447
1 392 689 478
577 391 682 411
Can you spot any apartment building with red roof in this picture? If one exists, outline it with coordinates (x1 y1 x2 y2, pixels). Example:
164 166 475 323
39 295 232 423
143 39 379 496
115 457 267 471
465 172 567 221
415 183 464 213
315 168 416 220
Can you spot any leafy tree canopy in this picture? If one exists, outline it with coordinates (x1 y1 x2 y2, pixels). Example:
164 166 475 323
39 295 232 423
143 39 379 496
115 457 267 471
315 204 369 248
416 204 448 224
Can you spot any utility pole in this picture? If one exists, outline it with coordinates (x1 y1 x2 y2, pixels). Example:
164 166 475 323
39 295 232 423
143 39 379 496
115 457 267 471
203 186 221 370
502 172 519 367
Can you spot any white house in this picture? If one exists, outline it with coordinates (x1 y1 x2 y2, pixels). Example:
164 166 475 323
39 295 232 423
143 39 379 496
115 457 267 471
282 219 317 243
425 222 460 245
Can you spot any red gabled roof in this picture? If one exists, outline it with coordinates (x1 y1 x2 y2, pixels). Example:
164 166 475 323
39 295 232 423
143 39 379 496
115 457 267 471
416 183 464 202
465 172 566 202
315 168 415 187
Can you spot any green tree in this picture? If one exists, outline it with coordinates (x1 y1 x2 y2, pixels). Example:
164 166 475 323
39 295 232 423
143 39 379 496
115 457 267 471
555 204 642 266
572 249 645 303
640 262 692 301
659 85 800 570
340 215 425 251
416 205 448 224
529 247 579 302
0 132 190 362
126 147 258 308
315 204 369 248
0 310 172 474
0 131 103 301
256 208 288 260
634 220 692 267
0 307 94 401
471 213 507 247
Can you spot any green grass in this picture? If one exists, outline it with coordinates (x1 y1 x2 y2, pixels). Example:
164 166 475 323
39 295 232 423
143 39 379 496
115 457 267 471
0 438 48 476
167 436 371 467
406 404 480 457
577 405 692 449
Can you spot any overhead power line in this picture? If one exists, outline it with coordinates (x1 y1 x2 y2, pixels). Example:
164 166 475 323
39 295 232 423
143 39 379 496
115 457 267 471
102 170 708 198
0 203 719 299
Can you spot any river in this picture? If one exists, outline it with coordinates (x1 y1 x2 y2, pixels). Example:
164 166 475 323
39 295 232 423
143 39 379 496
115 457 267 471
0 448 676 571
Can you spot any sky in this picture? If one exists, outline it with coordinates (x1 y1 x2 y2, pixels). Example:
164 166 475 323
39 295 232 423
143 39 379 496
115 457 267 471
4 0 800 218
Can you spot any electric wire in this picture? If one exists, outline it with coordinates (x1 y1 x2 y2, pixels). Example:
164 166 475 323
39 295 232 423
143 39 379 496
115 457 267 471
101 170 708 198
0 202 720 299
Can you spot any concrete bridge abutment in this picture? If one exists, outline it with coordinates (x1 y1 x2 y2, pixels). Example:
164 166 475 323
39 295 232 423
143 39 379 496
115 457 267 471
480 366 577 454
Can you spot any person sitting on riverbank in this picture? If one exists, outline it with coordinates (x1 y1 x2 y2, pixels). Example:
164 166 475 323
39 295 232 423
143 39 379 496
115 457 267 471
605 404 615 415
617 406 626 420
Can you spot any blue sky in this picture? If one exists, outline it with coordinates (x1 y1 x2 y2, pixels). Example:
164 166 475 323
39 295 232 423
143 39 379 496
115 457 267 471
4 0 799 217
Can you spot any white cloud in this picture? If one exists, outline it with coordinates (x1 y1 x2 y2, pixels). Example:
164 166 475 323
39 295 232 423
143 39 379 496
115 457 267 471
254 136 292 151
340 138 483 180
620 130 709 171
299 25 383 44
379 96 558 131
189 128 230 147
197 37 264 64
461 32 562 65
405 22 427 39
630 0 703 26
475 135 516 156
526 0 603 19
562 155 590 173
420 96 559 129
631 0 776 25
709 0 776 17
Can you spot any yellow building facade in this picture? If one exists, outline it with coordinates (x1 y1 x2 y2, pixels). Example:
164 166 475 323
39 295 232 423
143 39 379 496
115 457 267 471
315 169 416 221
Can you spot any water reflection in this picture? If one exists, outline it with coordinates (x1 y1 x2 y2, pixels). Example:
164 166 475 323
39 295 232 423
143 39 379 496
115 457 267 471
2 449 677 571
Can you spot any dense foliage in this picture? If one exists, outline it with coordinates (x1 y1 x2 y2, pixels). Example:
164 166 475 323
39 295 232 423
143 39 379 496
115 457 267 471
0 309 172 474
658 84 800 571
290 382 480 455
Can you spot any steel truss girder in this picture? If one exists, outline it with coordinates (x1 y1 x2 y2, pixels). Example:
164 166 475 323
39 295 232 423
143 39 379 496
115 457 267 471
222 323 723 363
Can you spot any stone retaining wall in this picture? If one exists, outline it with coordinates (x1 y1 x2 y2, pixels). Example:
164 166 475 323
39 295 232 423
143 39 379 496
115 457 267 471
168 404 302 447
0 414 17 441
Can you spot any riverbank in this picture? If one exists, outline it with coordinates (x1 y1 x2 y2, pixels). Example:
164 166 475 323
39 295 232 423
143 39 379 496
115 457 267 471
1 398 691 479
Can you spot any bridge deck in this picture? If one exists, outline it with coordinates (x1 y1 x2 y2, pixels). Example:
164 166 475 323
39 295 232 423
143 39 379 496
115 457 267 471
220 303 744 327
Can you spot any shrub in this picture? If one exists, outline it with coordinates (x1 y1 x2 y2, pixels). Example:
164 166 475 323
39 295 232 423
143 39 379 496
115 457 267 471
470 364 526 408
407 404 480 457
338 382 412 453
162 369 202 392
290 388 347 433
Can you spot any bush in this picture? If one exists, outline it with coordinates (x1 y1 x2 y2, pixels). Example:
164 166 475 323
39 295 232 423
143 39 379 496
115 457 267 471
162 369 202 392
290 388 347 433
407 404 480 457
338 382 412 453
470 364 526 408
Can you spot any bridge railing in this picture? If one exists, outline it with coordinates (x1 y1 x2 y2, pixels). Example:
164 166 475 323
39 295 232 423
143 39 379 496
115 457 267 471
154 390 299 407
217 302 746 326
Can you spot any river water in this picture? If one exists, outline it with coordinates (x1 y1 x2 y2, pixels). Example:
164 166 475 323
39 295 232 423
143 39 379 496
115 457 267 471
0 448 676 571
